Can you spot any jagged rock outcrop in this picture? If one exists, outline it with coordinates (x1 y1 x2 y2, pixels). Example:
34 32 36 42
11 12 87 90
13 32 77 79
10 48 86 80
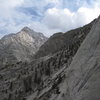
0 27 47 66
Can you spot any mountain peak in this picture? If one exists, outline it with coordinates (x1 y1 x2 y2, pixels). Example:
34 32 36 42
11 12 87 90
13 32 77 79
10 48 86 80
0 26 47 63
21 26 34 33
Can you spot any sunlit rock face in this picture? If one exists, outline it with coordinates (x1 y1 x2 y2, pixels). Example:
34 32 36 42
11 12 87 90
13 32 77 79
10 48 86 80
0 27 47 65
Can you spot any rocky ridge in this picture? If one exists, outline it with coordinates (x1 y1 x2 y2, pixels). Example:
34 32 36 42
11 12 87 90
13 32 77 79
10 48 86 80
0 17 98 100
35 19 95 58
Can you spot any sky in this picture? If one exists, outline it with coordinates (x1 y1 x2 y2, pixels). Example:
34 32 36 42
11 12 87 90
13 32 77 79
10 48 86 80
0 0 100 38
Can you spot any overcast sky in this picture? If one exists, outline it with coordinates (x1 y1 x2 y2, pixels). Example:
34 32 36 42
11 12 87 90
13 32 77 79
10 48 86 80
0 0 100 37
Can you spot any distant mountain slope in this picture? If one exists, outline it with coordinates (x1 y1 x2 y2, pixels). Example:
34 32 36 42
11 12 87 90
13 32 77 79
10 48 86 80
0 27 47 65
35 19 96 58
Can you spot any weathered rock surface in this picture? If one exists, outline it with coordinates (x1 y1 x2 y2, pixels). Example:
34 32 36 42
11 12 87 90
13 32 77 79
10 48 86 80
49 16 100 100
0 27 47 65
62 16 100 100
0 16 99 100
30 17 99 100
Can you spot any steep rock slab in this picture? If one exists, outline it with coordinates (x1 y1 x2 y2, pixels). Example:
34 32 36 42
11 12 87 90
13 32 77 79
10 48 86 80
60 16 100 100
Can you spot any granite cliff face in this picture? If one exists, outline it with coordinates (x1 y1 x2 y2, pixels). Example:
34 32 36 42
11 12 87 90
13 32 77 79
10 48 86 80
0 27 47 65
0 16 100 100
59 16 100 100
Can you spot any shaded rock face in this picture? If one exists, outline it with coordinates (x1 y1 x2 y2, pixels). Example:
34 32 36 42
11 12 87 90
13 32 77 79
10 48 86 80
0 16 99 100
0 27 47 65
35 20 95 58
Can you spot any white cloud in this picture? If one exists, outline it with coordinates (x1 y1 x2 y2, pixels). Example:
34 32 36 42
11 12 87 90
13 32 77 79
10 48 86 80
42 2 100 34
42 8 74 31
28 21 61 37
0 0 32 35
0 0 24 6
0 0 100 38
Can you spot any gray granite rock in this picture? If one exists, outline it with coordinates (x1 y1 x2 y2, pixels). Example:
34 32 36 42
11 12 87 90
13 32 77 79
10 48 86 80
0 27 47 65
57 16 100 100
